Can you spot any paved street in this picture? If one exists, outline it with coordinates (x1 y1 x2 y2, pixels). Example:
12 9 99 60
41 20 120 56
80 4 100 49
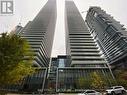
6 91 127 95
7 94 78 95
6 93 127 95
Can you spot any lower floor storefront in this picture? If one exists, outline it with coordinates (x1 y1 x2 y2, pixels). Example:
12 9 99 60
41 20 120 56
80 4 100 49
2 67 116 93
56 67 115 93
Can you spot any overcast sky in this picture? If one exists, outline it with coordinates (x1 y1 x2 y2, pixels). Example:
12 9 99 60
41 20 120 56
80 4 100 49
0 0 127 57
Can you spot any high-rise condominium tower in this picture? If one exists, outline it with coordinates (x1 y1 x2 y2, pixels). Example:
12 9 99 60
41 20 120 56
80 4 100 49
65 1 108 68
6 0 56 93
86 7 127 69
56 1 115 91
19 0 57 67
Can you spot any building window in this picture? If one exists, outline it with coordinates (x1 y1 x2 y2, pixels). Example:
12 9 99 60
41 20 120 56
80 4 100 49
58 59 65 68
92 30 97 38
94 12 97 17
106 25 117 35
118 39 126 47
123 38 127 42
109 40 113 44
101 17 106 22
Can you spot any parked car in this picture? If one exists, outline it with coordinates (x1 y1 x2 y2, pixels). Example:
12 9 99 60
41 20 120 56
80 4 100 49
105 86 126 95
78 90 101 95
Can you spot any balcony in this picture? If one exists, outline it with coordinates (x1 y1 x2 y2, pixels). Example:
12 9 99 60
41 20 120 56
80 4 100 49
71 56 104 60
71 52 101 56
71 60 106 64
70 46 97 49
71 49 100 52
70 43 96 46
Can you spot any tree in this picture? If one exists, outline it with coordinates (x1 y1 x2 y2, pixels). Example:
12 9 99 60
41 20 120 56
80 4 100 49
90 72 107 90
77 77 91 89
114 70 127 88
0 33 35 88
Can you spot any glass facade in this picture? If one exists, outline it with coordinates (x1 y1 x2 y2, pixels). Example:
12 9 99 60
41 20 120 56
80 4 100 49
56 1 115 93
56 68 114 92
47 56 67 92
19 0 57 67
5 68 47 93
5 1 123 94
7 0 57 93
85 7 127 69
58 59 65 68
65 1 109 68
22 68 47 93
